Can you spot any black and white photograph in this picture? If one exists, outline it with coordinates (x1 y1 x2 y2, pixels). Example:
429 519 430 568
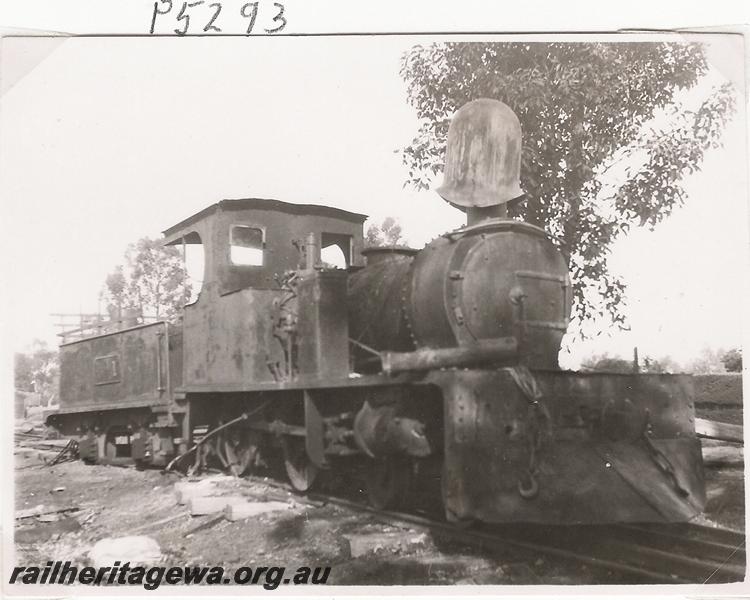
2 5 748 593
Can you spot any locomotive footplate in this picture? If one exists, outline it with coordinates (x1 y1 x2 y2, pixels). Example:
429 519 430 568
430 368 706 524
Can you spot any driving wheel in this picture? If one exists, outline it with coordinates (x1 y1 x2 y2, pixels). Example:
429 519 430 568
282 435 318 492
364 456 411 510
220 429 257 477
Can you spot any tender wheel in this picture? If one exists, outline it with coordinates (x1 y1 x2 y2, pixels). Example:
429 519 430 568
282 436 318 492
364 456 411 510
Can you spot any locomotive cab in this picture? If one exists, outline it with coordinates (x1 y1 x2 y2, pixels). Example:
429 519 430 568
162 198 366 295
161 198 366 387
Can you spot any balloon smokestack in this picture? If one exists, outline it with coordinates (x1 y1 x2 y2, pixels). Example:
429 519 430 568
437 98 524 225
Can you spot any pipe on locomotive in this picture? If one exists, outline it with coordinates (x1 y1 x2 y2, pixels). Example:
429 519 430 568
380 337 518 375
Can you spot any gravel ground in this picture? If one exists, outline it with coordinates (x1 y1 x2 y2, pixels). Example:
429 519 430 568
12 444 745 587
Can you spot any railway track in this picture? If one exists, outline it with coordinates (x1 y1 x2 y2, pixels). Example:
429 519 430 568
607 522 746 583
14 432 46 441
17 431 743 584
230 473 745 584
485 521 746 584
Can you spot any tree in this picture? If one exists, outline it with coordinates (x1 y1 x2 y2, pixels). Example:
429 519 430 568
101 237 190 321
101 265 128 319
685 346 727 374
641 355 681 374
721 348 742 372
14 339 59 403
400 42 735 335
365 216 406 247
581 352 633 373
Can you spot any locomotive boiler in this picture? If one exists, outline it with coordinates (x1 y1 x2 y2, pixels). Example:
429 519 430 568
47 99 705 525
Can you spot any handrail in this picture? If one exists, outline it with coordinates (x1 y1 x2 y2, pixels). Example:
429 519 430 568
55 314 162 343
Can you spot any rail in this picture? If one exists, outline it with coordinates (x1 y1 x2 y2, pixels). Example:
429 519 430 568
230 473 745 584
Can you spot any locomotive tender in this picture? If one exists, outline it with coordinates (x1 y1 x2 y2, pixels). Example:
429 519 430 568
48 99 705 524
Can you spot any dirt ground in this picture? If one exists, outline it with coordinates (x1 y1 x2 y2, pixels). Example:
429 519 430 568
12 444 745 587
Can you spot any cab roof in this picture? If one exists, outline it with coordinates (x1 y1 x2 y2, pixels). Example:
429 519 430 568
162 198 368 244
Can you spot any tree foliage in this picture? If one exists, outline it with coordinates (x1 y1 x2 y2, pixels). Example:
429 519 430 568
640 355 681 374
721 347 742 372
101 237 190 321
400 42 735 334
365 216 406 247
685 346 728 374
581 351 681 374
581 353 634 373
14 339 59 402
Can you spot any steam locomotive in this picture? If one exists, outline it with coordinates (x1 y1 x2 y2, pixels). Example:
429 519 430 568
47 99 705 524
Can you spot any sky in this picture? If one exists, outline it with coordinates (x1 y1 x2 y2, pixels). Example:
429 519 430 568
0 33 747 369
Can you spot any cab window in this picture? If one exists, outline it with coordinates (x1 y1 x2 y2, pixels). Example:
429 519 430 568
230 225 264 266
320 233 352 269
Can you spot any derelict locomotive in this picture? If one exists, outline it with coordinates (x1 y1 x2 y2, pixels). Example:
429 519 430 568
47 99 705 524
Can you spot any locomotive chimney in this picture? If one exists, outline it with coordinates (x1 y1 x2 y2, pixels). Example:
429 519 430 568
437 98 524 226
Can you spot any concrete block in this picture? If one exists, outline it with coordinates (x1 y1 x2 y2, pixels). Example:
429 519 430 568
89 536 161 568
174 480 218 505
188 495 248 516
344 531 429 558
174 479 216 494
223 500 290 521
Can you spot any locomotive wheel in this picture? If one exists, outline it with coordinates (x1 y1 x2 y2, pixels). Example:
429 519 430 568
364 456 411 510
220 431 256 477
282 436 318 492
